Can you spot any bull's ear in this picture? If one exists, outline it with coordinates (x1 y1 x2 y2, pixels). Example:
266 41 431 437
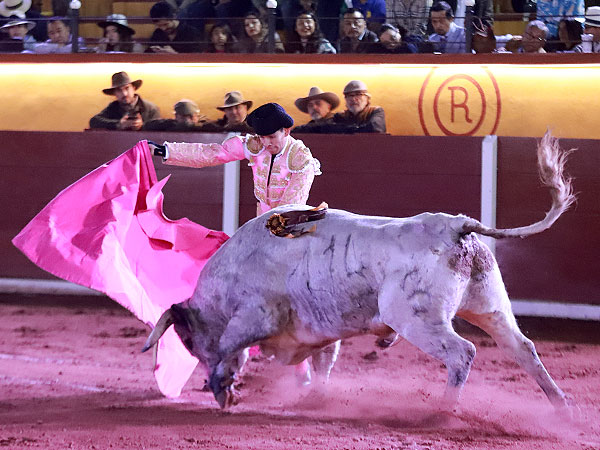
141 309 174 353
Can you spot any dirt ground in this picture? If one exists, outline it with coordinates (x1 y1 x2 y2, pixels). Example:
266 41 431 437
1 294 599 450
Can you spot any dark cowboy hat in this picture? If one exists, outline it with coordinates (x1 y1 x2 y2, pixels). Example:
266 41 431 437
102 71 142 95
247 103 294 136
98 14 136 36
216 91 253 111
294 86 340 114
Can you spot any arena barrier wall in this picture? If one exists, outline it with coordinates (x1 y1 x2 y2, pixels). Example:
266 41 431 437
1 53 600 138
1 131 598 319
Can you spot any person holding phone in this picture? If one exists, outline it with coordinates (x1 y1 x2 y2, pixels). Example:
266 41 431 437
89 71 161 131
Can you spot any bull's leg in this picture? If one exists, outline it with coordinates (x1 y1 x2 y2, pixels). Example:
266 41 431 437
458 309 571 412
378 277 476 409
311 340 341 381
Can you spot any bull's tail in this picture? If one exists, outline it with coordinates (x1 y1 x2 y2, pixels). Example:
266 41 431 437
461 131 575 239
141 308 175 353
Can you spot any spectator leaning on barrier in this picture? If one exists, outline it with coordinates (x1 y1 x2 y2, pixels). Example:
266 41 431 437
0 17 36 52
291 86 339 134
338 8 378 53
32 16 86 53
428 1 466 54
0 0 47 42
89 72 161 131
286 12 336 54
503 20 548 53
557 17 583 52
147 1 202 53
367 23 417 53
96 14 144 53
201 91 254 134
143 99 208 131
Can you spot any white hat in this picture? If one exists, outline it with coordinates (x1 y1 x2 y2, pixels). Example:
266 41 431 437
0 17 35 31
585 6 600 28
0 0 32 19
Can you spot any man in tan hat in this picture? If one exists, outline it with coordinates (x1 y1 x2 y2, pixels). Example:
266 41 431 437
291 86 339 133
89 71 160 131
201 91 254 133
321 80 386 133
143 99 208 131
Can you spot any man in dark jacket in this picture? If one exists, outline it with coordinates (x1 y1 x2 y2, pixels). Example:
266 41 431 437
200 90 254 133
147 1 202 53
291 86 339 134
337 8 378 53
89 72 160 131
143 99 208 131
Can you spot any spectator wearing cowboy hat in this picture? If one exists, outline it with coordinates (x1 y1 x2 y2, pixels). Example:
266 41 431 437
291 86 340 134
0 0 47 42
143 99 208 131
89 71 160 131
321 80 386 134
96 14 144 53
201 91 254 133
0 16 36 52
576 6 600 53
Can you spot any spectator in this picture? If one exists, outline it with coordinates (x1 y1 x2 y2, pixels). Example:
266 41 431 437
574 6 600 53
205 22 237 53
536 0 584 42
89 72 160 131
503 20 548 53
338 8 378 53
557 17 583 52
33 16 85 53
292 86 339 133
349 0 386 30
234 10 284 53
367 23 417 53
470 19 497 53
178 0 215 35
214 0 255 38
148 1 202 53
144 99 208 131
286 12 336 54
428 1 466 53
0 0 47 42
280 0 317 37
0 17 36 52
314 80 386 134
386 0 433 39
96 14 144 53
201 91 254 133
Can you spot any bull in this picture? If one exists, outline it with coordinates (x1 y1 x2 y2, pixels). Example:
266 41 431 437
143 132 575 414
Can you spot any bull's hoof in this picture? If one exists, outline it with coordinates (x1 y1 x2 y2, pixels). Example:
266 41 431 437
376 337 393 348
556 396 582 422
213 386 239 409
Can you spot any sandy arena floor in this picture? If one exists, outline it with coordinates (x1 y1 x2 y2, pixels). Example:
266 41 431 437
1 295 599 450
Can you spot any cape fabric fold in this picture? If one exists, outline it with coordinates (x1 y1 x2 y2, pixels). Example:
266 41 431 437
13 140 229 397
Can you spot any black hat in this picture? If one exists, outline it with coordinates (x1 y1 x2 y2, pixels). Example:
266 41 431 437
150 1 176 20
246 103 294 136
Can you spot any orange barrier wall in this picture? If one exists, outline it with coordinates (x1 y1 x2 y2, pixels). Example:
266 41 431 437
1 53 600 138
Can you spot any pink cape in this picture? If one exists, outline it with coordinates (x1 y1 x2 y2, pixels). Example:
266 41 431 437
12 141 229 398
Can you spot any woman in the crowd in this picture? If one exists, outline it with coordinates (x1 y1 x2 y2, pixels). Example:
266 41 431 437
0 17 37 52
234 10 284 53
285 12 336 54
33 16 85 53
557 17 584 52
96 14 144 53
205 22 237 53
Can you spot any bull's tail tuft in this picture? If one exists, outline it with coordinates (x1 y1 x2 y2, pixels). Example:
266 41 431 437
462 131 576 239
141 308 175 353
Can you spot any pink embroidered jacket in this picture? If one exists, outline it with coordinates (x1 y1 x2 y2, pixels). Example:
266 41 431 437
164 135 321 216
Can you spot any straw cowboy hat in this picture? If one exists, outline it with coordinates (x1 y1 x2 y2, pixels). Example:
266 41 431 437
585 6 600 28
0 0 31 18
0 17 35 31
98 14 136 36
216 91 253 111
294 86 340 114
102 72 142 95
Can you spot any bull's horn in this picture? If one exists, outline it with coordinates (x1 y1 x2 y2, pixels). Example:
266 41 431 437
141 308 175 353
